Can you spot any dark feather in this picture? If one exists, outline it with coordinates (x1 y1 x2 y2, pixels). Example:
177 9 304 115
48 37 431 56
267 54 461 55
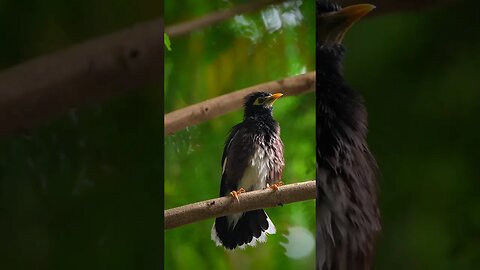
316 27 380 270
214 209 272 250
212 92 284 249
219 124 251 197
317 0 341 14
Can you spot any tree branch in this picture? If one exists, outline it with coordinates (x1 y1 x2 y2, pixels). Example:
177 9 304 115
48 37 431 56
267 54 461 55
165 180 315 230
165 0 285 38
0 18 162 137
164 71 315 135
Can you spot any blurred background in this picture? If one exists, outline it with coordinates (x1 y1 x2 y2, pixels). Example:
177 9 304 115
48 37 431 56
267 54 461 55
164 0 316 269
0 1 162 269
337 0 480 269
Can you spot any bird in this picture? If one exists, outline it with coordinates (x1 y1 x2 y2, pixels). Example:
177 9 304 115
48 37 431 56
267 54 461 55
316 1 381 270
211 91 285 250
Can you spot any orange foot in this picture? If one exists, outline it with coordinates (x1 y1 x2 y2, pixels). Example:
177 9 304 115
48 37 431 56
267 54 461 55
267 181 284 191
230 188 245 202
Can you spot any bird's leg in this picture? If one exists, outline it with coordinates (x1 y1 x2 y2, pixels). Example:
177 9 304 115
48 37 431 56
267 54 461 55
230 188 245 202
267 181 284 191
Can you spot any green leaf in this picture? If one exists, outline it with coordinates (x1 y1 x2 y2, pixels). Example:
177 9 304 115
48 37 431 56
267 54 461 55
164 33 172 51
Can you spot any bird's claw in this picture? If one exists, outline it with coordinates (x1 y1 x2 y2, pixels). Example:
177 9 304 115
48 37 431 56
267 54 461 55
267 181 284 191
230 188 245 202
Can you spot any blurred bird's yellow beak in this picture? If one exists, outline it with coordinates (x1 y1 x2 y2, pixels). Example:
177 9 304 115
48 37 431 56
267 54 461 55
267 93 283 105
318 4 375 44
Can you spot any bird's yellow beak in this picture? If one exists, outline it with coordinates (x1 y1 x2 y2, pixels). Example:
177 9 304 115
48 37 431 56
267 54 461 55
267 93 283 105
318 4 375 44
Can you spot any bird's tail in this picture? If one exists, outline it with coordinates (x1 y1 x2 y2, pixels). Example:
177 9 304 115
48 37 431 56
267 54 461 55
211 209 276 250
317 205 375 270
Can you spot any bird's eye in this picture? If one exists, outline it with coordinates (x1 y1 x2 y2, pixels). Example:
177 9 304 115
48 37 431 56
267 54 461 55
256 97 265 104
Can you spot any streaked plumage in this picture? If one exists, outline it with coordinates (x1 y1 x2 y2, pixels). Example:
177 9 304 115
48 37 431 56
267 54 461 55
211 92 284 250
317 1 380 270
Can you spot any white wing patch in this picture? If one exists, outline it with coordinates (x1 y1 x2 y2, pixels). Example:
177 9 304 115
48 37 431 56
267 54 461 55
222 157 227 174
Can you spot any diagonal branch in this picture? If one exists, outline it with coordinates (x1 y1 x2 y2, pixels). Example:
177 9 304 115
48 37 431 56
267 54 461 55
164 180 315 230
0 18 163 137
166 0 285 38
164 71 315 135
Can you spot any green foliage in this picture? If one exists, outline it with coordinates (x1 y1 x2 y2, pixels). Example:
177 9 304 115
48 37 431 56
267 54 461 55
164 0 316 269
164 33 172 51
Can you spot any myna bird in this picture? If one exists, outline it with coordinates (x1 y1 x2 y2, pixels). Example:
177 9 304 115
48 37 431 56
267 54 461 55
211 92 285 250
317 1 380 270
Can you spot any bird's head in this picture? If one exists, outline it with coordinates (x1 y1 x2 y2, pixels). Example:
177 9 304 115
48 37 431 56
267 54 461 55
243 92 283 118
318 1 375 45
317 1 375 74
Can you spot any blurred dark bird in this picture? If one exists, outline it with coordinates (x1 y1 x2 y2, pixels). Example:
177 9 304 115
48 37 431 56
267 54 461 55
211 92 285 250
316 1 380 270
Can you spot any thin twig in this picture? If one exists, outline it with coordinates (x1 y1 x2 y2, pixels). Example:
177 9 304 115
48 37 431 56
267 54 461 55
166 0 285 38
165 180 315 230
164 71 315 135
